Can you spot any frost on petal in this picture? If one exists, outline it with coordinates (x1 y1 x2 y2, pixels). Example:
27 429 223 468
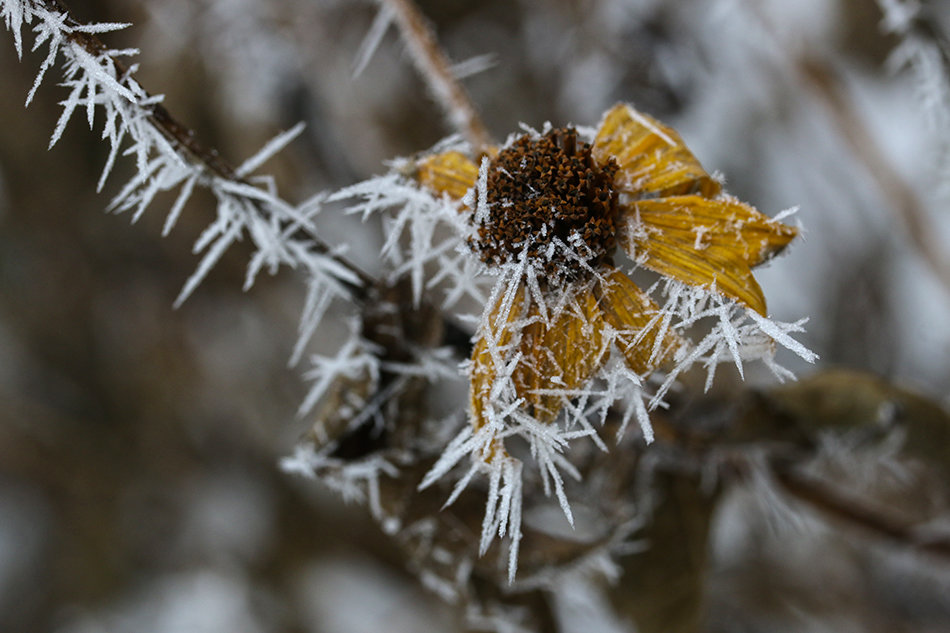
621 202 770 316
511 283 609 424
595 268 684 375
630 195 798 266
592 103 721 198
470 280 526 435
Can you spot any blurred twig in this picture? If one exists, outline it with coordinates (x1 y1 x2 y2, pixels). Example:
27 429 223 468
381 0 493 154
741 0 950 295
722 369 950 566
772 458 950 561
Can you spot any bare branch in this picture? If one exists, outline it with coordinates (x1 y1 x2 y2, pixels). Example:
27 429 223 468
800 58 950 295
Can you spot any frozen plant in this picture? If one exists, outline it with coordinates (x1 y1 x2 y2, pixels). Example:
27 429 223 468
15 1 950 632
2 0 814 590
335 102 815 581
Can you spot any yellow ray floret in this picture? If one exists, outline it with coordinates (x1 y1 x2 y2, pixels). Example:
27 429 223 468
470 284 525 434
593 103 721 199
631 194 798 267
594 268 685 374
512 287 609 424
414 150 480 200
619 203 770 316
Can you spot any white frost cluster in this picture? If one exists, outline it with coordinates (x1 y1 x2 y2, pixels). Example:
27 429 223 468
329 141 491 311
281 443 400 522
2 0 356 358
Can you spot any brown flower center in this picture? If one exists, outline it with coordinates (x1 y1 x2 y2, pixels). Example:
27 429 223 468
471 127 619 281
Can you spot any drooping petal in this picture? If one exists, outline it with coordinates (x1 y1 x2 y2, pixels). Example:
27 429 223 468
595 268 685 374
593 103 722 199
619 199 770 315
512 286 609 423
414 150 480 200
470 283 526 432
631 194 798 267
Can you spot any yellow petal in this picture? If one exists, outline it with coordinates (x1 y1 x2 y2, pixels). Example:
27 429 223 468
593 103 721 199
512 287 609 423
620 200 769 315
414 150 480 200
631 195 797 267
595 268 685 374
470 284 526 432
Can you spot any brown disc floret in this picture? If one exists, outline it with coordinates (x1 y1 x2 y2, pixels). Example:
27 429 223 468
471 127 620 282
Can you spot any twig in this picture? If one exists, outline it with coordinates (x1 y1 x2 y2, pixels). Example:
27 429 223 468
772 459 950 562
740 0 950 295
42 0 377 299
381 0 493 154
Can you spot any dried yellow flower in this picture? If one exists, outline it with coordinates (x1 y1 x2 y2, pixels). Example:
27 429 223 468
319 101 821 583
413 103 799 448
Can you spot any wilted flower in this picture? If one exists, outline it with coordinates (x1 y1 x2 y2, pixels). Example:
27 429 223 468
418 103 797 436
336 103 814 580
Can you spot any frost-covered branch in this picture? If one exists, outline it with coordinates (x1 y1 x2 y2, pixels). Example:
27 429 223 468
2 0 371 353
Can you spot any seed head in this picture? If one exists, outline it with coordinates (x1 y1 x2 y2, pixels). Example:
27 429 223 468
470 127 619 281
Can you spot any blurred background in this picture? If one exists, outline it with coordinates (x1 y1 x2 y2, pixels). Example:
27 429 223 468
1 0 949 631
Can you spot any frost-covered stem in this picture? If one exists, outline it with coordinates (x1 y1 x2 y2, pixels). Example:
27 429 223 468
772 457 950 561
38 0 223 179
30 0 377 298
382 0 493 154
150 81 380 297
